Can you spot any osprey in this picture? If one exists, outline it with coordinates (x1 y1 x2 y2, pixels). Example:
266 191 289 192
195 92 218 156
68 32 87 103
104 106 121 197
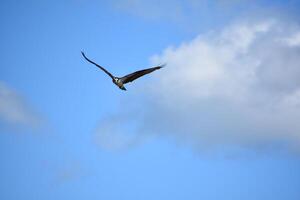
81 52 164 91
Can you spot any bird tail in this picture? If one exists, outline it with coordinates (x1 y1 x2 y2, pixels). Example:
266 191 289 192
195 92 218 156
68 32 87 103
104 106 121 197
120 86 127 91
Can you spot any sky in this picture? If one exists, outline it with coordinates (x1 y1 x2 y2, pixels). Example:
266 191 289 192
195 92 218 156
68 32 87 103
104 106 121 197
1 0 300 199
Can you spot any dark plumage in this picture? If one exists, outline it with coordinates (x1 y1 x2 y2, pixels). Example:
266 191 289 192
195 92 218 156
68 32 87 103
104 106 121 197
81 51 164 91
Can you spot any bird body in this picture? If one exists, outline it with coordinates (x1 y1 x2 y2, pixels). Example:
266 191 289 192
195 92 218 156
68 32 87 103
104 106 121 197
113 77 126 90
81 52 164 91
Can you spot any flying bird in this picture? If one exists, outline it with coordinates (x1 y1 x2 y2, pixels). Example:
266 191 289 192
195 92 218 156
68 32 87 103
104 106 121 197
81 51 164 91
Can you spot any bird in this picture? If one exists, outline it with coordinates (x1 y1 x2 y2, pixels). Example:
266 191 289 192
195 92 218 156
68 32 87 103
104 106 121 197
81 51 164 91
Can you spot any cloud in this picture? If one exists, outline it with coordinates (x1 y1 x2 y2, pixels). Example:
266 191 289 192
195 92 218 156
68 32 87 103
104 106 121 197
112 0 185 22
111 0 299 30
0 81 42 129
93 115 150 152
98 17 300 152
55 161 84 184
111 0 252 28
150 18 300 149
282 32 300 47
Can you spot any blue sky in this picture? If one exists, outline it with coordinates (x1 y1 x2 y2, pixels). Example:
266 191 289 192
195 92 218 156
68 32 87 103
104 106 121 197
1 0 300 199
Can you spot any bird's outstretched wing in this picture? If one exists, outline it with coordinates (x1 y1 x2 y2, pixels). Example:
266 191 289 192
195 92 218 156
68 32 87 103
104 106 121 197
120 64 165 84
81 51 114 79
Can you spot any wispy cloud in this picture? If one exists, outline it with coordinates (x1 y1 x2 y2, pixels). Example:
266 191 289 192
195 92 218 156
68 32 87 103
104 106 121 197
0 81 42 129
281 32 300 47
55 161 84 184
112 0 185 22
93 115 150 152
111 0 298 29
99 17 300 152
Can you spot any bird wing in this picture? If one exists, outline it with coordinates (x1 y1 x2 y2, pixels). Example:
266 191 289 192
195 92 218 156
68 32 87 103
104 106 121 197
120 64 165 84
81 52 114 79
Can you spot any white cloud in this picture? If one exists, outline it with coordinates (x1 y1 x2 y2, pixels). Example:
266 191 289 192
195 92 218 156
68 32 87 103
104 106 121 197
0 81 42 128
282 32 300 47
148 18 300 148
101 18 300 152
111 0 259 29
